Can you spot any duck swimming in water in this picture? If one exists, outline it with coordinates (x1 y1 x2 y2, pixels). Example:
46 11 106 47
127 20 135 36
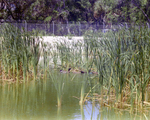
80 70 87 74
60 68 71 73
80 70 98 74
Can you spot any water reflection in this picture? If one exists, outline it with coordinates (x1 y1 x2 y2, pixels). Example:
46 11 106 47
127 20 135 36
0 72 147 120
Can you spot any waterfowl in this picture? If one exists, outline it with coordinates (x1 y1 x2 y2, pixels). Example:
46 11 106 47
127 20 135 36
80 71 87 74
80 70 98 74
72 70 81 74
60 68 71 73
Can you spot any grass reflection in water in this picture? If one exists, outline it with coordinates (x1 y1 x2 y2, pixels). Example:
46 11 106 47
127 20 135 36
0 23 150 119
0 73 145 120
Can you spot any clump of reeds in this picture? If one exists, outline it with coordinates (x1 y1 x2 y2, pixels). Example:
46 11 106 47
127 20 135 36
3 22 149 112
0 23 43 82
82 23 150 112
54 37 83 71
49 71 66 107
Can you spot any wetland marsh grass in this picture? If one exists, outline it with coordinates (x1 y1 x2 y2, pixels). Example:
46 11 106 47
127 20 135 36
0 23 47 82
0 23 150 114
82 24 150 113
49 24 150 113
49 72 65 107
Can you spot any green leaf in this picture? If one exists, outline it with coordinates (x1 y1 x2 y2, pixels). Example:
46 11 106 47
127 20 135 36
44 16 52 22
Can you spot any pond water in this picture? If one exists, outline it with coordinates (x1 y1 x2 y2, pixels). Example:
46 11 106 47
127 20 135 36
0 72 147 120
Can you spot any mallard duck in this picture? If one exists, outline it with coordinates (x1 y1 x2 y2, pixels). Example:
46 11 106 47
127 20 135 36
80 70 87 74
60 68 71 73
80 70 98 74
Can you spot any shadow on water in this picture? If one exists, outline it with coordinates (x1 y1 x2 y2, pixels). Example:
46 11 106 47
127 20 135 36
0 71 146 120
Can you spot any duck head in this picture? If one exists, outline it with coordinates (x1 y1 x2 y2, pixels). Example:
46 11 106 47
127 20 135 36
60 68 71 73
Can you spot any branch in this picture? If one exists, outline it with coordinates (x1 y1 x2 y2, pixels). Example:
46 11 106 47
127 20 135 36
132 0 150 23
3 0 15 20
21 0 35 14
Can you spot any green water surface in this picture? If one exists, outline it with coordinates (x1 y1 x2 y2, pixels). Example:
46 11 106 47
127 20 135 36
0 72 147 120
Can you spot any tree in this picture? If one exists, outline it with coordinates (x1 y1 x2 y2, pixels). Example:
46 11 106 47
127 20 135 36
0 0 35 22
0 0 149 24
113 0 150 23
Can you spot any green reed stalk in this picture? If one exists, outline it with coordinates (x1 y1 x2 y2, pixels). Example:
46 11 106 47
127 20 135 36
45 23 150 111
0 23 42 81
49 72 65 107
80 104 85 120
52 51 58 68
79 81 85 105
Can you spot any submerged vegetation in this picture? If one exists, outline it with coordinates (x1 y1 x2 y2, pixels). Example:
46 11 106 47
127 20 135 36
0 23 150 115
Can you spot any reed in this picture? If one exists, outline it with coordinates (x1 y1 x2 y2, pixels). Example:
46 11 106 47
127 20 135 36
0 23 43 81
49 71 65 107
79 79 86 105
47 23 150 112
1 22 150 113
54 38 84 71
80 23 150 111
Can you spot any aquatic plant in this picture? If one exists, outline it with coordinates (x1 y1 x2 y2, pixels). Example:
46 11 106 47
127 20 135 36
0 23 43 81
54 37 83 70
79 79 86 105
0 22 150 113
45 23 150 112
49 71 65 107
82 23 150 111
